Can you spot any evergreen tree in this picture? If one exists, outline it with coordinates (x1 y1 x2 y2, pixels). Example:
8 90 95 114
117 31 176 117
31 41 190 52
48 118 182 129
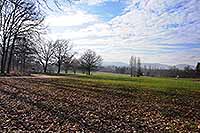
196 62 200 72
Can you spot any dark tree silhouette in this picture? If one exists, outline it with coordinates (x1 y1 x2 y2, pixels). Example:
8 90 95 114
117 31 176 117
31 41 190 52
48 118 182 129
137 57 142 77
0 0 44 74
53 39 74 74
13 37 37 73
71 58 80 74
63 55 75 74
196 62 200 72
80 49 103 75
36 41 56 73
129 56 137 77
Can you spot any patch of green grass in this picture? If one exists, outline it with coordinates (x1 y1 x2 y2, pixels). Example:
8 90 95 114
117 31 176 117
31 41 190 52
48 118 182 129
64 72 200 94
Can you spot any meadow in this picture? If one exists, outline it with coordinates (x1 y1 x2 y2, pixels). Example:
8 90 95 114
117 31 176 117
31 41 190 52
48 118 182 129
65 72 200 93
0 73 200 132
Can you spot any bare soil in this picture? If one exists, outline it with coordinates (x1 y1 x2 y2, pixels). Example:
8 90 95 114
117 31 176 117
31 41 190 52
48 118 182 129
0 77 200 132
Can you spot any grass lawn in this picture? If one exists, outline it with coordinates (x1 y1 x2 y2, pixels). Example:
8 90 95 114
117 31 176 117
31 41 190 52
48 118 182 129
63 72 200 94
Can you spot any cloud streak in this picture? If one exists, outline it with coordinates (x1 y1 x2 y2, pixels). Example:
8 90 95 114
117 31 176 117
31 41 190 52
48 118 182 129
75 0 120 5
46 0 200 65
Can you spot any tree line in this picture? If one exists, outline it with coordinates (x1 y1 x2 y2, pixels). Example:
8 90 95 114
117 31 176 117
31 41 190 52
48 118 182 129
0 0 103 75
36 40 102 75
129 56 142 77
0 0 44 74
100 57 200 78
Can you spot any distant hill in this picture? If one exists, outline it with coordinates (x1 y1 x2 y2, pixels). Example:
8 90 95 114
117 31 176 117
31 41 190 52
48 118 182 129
175 64 195 70
142 63 171 70
102 62 195 70
102 62 129 67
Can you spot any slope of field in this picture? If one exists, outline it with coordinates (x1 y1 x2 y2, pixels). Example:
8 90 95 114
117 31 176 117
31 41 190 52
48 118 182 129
0 74 200 132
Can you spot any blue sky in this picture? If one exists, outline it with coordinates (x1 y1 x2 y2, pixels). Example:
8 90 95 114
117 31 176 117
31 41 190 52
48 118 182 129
45 0 200 65
78 1 128 21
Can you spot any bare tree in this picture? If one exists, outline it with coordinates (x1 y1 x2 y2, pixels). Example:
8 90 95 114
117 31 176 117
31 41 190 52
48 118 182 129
134 57 137 76
130 56 138 77
0 0 44 74
137 57 142 77
196 62 200 72
36 41 56 73
80 49 103 75
130 56 142 77
63 54 76 74
0 0 87 75
71 58 80 74
130 56 134 77
13 36 37 73
53 39 74 74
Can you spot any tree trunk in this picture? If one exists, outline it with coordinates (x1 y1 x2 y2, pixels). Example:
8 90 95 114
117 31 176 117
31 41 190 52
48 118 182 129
44 62 48 73
44 65 47 73
130 67 133 77
22 55 26 73
57 61 61 74
4 35 13 73
73 69 76 74
16 59 19 71
65 69 68 74
44 66 47 73
88 67 91 75
1 52 5 74
1 38 7 74
57 66 61 74
7 35 17 74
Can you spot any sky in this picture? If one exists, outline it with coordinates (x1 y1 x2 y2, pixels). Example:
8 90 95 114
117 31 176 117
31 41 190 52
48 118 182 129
44 0 200 66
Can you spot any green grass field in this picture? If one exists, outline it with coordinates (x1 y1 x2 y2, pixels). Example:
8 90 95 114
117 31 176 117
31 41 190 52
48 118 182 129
64 72 200 94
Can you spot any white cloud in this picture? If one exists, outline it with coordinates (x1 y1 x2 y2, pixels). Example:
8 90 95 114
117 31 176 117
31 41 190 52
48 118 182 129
76 0 120 5
46 0 200 65
45 8 99 27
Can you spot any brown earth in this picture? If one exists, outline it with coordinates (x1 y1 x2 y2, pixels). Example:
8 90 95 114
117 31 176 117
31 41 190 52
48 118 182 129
0 77 200 132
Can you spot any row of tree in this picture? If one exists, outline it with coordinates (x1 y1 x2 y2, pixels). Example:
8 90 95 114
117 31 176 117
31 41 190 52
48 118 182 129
36 40 103 75
100 64 200 78
0 0 44 74
0 0 103 75
0 36 103 75
36 39 74 74
99 58 200 78
129 56 142 77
